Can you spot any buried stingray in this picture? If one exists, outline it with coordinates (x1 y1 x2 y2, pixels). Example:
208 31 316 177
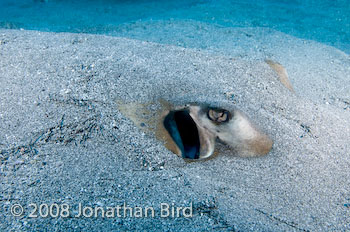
118 100 273 160
116 60 294 160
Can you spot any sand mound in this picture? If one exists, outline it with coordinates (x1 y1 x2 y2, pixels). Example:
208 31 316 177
112 19 350 108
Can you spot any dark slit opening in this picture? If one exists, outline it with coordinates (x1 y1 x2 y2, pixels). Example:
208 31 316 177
163 110 200 159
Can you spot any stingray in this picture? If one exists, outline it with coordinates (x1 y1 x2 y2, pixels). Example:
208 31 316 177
116 60 294 160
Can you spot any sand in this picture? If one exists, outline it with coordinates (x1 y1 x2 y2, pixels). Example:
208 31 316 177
0 28 350 231
112 19 350 107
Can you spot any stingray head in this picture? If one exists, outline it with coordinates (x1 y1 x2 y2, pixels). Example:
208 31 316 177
163 104 273 160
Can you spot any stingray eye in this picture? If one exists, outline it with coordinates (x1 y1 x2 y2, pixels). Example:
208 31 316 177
207 108 231 123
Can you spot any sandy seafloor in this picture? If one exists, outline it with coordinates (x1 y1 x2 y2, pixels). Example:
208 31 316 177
0 23 350 231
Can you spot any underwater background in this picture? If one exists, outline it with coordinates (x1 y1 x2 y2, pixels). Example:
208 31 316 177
1 1 350 231
0 0 349 54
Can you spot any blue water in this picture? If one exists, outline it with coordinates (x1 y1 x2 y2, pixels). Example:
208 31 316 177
0 0 349 53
